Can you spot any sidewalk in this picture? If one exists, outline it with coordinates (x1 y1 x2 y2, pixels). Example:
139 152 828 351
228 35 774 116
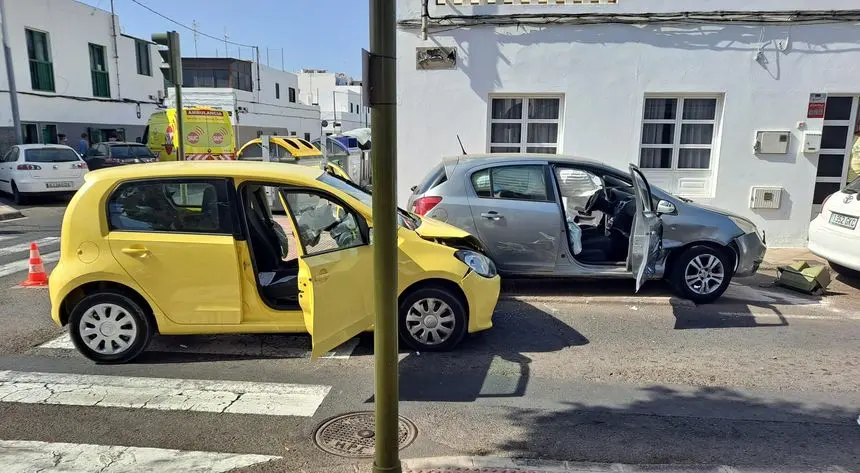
760 247 825 270
0 203 23 222
320 456 839 473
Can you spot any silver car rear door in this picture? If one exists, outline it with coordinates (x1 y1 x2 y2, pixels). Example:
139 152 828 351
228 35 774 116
465 162 562 274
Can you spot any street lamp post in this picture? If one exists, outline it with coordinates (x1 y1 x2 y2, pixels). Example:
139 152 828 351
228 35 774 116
0 0 23 145
368 0 400 472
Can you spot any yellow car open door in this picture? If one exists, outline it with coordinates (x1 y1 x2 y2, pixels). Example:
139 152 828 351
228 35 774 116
279 189 374 358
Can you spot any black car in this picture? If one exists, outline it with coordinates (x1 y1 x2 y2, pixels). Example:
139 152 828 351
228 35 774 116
84 142 157 170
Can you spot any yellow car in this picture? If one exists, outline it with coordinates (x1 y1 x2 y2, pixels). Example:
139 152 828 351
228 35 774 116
48 161 500 363
236 136 352 182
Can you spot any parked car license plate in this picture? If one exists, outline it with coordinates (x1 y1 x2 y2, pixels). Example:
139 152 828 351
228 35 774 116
46 181 73 189
829 211 858 230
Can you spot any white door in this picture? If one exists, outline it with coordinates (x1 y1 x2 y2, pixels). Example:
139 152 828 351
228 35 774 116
814 96 859 216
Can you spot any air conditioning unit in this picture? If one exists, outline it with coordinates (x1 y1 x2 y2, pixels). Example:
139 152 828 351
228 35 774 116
750 186 783 209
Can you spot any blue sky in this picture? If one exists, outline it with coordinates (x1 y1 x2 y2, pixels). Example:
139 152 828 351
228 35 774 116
80 0 369 76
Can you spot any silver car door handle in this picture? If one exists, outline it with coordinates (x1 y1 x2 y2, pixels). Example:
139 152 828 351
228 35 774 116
481 212 503 220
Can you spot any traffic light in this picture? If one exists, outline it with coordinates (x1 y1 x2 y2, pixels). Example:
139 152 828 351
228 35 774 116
151 30 185 160
151 31 182 86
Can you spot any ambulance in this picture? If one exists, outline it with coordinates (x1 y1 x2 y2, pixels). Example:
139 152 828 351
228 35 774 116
143 107 235 161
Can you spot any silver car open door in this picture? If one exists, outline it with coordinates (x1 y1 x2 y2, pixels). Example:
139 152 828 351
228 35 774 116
628 164 662 292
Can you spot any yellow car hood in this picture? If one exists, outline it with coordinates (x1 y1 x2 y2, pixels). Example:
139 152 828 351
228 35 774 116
414 216 485 252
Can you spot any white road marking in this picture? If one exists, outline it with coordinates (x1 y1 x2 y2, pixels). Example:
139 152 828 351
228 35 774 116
0 251 59 278
0 370 330 417
0 237 59 257
0 439 279 473
39 332 360 359
0 235 15 243
717 311 860 321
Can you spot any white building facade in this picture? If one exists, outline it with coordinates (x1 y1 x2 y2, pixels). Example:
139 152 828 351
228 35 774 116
297 70 369 135
171 59 320 146
396 0 860 247
0 0 164 151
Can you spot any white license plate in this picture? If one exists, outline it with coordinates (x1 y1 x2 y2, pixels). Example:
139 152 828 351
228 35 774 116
46 181 73 189
829 212 858 230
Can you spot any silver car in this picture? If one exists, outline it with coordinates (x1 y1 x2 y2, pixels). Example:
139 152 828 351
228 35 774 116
407 154 767 303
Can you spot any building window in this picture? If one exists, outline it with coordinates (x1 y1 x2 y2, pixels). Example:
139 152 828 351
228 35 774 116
288 87 296 103
89 43 110 97
304 132 311 141
135 40 151 76
275 83 280 99
639 97 719 170
488 96 561 154
349 103 354 114
25 29 54 92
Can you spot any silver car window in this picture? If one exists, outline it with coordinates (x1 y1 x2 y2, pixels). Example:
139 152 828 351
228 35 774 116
470 165 548 201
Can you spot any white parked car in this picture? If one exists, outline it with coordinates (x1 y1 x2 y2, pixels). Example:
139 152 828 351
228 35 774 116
0 144 88 204
808 179 860 276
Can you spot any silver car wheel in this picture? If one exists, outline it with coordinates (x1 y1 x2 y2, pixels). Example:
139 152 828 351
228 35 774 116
78 303 139 355
684 254 725 295
404 297 456 346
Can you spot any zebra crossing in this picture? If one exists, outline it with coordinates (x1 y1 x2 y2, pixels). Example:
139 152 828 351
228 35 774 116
0 233 60 280
0 333 354 471
0 233 362 471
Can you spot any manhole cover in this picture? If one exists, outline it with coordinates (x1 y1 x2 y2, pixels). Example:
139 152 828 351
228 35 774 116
314 411 417 458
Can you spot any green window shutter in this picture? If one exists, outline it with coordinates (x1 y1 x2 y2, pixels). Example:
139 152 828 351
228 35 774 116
89 43 110 97
25 29 55 92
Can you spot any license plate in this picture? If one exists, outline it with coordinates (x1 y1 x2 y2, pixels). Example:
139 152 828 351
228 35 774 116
46 181 73 189
829 212 858 230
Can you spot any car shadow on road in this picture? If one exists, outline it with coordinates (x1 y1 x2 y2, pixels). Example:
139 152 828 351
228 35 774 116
501 277 673 298
493 384 858 468
366 299 589 403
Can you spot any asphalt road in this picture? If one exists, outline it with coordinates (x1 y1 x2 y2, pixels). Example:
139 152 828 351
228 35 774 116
0 198 858 472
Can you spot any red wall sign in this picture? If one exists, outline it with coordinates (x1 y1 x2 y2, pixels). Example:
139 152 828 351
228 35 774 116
807 93 826 119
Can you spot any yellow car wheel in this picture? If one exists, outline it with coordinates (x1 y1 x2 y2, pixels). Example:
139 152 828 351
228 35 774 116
68 292 153 364
398 286 467 352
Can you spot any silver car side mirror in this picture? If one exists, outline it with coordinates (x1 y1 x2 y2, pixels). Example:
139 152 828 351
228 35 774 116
656 200 676 215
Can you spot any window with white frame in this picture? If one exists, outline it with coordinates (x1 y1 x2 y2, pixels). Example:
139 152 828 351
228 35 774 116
489 96 561 154
639 97 719 170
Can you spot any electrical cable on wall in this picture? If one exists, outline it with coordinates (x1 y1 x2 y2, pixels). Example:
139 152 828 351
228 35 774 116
402 9 860 30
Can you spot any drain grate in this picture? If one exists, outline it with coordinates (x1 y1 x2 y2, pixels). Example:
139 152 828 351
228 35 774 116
314 411 418 458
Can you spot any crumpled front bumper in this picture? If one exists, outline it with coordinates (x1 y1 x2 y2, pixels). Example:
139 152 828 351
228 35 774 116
734 232 767 277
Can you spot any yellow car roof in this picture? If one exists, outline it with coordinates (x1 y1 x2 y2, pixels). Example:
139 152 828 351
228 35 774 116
86 161 325 186
239 137 322 158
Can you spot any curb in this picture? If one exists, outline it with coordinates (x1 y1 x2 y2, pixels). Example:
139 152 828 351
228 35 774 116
501 294 696 309
0 204 24 222
401 456 814 472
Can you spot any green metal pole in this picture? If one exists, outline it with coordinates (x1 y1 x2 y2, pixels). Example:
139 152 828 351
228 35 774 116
171 32 185 161
369 0 400 472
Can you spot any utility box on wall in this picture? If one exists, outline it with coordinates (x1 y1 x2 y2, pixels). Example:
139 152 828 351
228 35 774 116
750 186 783 209
803 131 822 153
754 131 791 154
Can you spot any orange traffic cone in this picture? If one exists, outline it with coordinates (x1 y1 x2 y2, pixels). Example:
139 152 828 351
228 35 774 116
20 242 48 287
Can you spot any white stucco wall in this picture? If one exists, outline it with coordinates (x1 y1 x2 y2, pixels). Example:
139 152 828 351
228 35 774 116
396 0 860 247
297 72 366 134
0 0 162 139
